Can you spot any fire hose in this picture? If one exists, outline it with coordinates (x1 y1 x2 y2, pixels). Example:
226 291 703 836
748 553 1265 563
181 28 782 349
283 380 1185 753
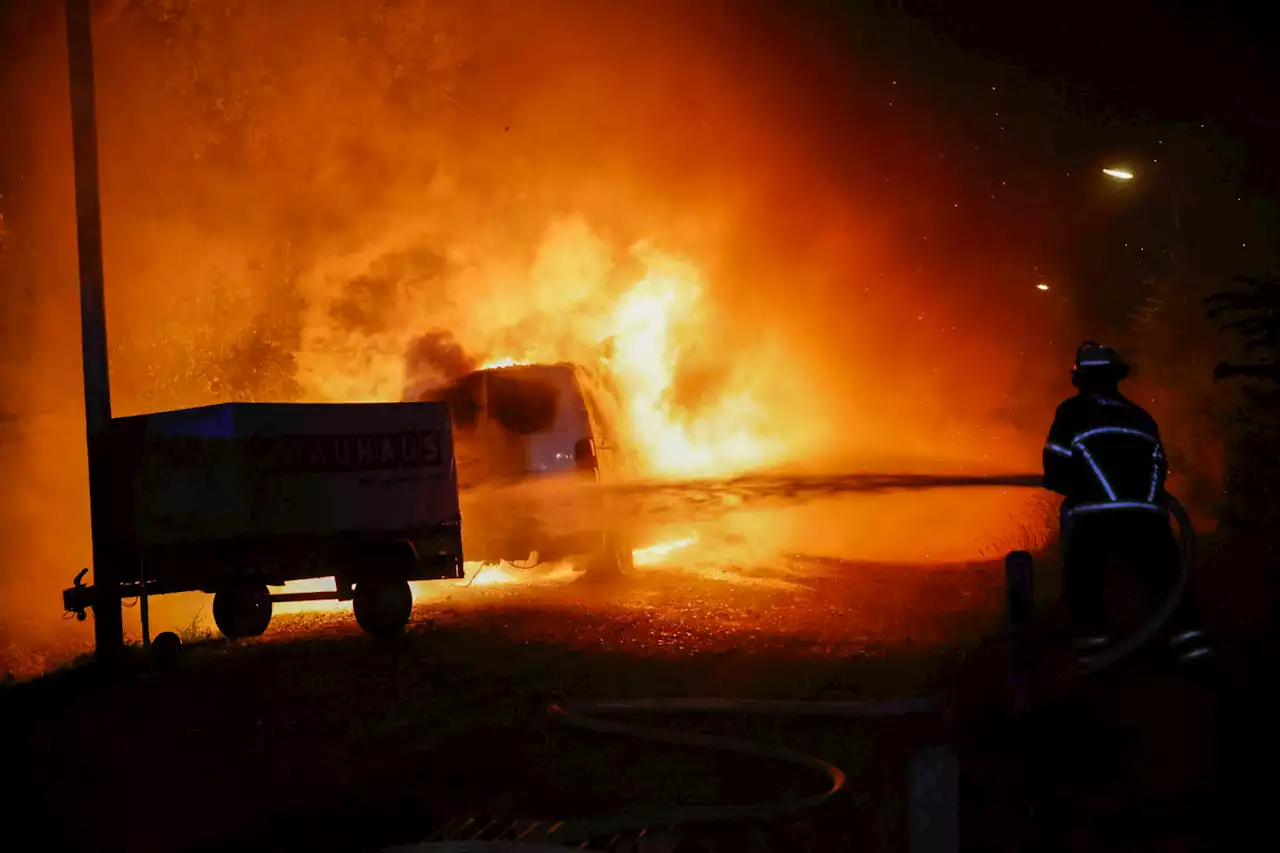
383 479 1197 851
1075 491 1196 674
540 696 944 844
538 495 1194 845
382 697 947 852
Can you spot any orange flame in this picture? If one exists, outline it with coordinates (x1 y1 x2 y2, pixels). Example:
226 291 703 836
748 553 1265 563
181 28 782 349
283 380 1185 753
478 254 783 476
270 577 349 616
631 534 699 566
479 356 530 370
274 534 706 616
302 221 793 480
464 563 519 586
605 251 782 477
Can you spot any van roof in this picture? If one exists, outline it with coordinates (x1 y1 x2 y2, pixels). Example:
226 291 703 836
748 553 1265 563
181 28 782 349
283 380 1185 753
405 361 614 404
405 362 565 401
469 361 575 377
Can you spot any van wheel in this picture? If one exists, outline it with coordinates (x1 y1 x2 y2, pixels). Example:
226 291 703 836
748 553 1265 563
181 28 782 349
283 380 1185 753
212 583 272 640
586 530 634 578
353 579 413 639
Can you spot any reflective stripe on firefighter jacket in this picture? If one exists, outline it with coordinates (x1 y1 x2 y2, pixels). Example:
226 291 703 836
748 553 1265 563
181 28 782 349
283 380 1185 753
1042 392 1168 515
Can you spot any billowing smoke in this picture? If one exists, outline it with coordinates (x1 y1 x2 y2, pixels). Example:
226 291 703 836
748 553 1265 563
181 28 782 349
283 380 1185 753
404 330 477 397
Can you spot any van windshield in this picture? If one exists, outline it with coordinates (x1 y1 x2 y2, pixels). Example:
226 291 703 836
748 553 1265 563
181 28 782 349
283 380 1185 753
487 368 562 435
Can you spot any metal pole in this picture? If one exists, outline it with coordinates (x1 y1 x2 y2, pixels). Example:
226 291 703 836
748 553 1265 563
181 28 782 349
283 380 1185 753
1005 550 1035 715
66 0 123 662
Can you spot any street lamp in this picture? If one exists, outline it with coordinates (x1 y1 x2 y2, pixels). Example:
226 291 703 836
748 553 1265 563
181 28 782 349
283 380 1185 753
1103 160 1178 233
1099 156 1186 330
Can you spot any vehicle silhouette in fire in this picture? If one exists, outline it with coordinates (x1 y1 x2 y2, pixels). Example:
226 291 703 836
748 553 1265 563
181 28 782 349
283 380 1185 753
406 361 640 577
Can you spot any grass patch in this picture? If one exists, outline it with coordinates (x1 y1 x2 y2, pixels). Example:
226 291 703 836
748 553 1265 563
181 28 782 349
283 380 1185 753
178 605 218 644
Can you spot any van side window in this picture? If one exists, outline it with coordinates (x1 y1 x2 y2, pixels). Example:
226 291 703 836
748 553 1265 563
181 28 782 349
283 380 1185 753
488 373 560 435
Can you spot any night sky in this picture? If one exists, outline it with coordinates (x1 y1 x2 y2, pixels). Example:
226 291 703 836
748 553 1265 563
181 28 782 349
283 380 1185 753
813 0 1277 327
678 0 1278 346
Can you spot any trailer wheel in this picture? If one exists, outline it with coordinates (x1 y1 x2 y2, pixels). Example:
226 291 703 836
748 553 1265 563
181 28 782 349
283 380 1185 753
353 579 413 639
212 583 272 640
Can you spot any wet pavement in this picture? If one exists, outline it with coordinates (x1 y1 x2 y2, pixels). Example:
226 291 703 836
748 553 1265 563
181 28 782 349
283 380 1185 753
252 474 1048 661
4 477 1053 680
0 540 1018 681
267 551 1010 661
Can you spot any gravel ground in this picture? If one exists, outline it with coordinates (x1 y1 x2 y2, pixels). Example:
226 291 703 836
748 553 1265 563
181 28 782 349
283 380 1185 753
1 556 1005 853
274 554 1010 656
2 546 1247 852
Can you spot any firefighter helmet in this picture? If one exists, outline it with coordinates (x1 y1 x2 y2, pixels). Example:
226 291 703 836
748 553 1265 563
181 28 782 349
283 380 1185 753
1072 341 1130 383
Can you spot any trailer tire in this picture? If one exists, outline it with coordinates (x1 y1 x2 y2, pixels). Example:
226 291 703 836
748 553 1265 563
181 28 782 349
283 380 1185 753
212 583 272 640
353 579 413 639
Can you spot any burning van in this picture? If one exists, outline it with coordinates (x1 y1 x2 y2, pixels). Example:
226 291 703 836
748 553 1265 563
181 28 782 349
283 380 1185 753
406 361 639 576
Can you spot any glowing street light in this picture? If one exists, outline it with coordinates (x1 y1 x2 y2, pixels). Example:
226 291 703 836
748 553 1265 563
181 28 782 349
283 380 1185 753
1101 160 1179 231
1036 283 1050 291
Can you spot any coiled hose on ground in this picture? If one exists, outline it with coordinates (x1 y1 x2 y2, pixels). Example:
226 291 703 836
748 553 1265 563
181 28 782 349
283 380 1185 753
543 696 945 844
384 479 1197 851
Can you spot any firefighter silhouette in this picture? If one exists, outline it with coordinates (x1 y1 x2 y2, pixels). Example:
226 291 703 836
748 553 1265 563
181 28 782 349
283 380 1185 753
1043 342 1212 665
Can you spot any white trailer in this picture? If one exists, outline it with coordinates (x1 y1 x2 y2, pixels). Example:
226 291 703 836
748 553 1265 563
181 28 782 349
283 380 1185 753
62 402 464 639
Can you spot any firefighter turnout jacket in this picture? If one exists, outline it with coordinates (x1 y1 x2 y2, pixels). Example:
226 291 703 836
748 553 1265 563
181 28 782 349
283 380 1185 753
1043 393 1168 515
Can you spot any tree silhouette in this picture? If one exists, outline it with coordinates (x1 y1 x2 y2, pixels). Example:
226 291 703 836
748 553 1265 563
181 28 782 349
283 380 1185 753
1204 274 1280 550
1124 274 1225 514
1206 274 1280 407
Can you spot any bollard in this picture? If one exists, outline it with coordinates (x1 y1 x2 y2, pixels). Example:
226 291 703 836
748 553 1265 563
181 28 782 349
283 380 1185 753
908 744 960 853
1004 550 1035 715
